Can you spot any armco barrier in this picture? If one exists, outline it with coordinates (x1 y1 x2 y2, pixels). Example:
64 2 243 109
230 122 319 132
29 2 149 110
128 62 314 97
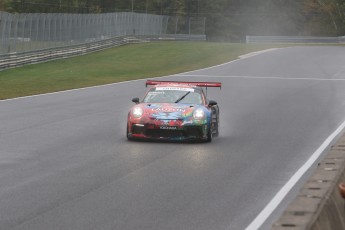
0 34 206 71
0 35 141 70
272 133 345 229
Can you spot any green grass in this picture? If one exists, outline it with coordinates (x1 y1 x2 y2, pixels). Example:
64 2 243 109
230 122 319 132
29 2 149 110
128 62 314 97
0 42 287 100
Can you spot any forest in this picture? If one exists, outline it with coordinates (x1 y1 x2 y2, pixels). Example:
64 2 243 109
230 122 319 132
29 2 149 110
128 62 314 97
1 0 345 41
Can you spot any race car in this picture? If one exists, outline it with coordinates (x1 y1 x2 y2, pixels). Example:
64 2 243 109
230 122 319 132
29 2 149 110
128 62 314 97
127 80 221 142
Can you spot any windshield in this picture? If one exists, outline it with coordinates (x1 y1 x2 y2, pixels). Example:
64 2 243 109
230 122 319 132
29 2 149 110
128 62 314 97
143 87 203 104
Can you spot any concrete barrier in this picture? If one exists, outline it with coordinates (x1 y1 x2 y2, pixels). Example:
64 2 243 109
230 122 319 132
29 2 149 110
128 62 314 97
272 134 345 229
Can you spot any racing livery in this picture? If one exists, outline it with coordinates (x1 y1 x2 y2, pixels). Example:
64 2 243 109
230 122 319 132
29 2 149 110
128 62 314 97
127 80 221 142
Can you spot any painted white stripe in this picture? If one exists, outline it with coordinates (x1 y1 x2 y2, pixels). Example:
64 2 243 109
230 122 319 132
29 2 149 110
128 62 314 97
175 74 345 81
244 118 345 230
174 48 280 75
239 48 281 59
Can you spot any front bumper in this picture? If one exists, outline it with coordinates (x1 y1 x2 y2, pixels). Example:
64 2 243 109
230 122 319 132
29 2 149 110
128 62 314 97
128 123 209 141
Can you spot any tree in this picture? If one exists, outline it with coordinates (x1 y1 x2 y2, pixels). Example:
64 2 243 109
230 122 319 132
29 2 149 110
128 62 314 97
303 0 345 35
2 0 344 39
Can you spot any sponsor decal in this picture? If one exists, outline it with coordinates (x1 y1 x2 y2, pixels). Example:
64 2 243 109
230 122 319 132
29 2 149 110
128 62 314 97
152 111 182 120
156 87 194 92
153 108 186 112
147 91 165 95
160 126 177 130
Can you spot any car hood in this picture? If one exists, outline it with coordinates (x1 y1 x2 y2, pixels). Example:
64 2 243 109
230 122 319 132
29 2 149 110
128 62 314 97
140 103 204 119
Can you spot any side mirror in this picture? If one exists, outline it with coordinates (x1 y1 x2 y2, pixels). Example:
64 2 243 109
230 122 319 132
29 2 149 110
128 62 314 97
208 100 217 107
132 97 140 104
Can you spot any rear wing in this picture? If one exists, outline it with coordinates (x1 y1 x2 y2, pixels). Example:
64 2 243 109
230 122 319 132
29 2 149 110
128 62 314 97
146 80 222 89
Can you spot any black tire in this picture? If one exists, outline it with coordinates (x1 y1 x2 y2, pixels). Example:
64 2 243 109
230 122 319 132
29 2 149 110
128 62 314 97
210 107 219 138
214 113 219 137
126 125 133 141
206 126 212 142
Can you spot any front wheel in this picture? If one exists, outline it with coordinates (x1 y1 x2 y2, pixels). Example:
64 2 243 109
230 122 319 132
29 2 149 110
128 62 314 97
126 125 133 141
206 126 212 142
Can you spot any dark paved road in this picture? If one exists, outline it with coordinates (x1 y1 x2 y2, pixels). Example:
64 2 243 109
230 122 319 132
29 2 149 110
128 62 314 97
1 46 345 230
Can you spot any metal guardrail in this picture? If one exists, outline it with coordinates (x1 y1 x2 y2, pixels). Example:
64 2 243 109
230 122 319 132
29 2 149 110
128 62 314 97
246 36 345 44
0 34 206 70
152 34 207 41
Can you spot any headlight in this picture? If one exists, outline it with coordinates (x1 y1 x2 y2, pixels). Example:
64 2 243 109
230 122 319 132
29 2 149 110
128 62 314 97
132 107 143 118
193 109 205 119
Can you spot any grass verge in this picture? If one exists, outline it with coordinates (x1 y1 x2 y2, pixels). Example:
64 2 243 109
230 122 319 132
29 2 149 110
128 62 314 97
0 42 287 100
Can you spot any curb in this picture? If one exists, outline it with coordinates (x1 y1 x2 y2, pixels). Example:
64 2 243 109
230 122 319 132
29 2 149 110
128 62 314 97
272 134 345 229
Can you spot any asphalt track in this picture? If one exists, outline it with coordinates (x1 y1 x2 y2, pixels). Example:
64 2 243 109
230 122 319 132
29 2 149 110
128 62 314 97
1 46 345 230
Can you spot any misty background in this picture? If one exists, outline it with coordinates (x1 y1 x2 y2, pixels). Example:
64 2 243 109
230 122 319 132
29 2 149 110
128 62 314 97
1 0 345 41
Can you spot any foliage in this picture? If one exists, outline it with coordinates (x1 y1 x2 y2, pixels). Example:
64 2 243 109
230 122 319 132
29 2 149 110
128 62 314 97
303 0 345 35
2 0 345 40
0 0 11 11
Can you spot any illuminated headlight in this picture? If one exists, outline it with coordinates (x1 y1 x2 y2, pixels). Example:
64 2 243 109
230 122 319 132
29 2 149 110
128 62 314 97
193 109 205 119
132 107 143 118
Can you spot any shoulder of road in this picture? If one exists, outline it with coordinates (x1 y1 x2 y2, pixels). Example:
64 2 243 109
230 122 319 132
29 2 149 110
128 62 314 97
273 133 345 229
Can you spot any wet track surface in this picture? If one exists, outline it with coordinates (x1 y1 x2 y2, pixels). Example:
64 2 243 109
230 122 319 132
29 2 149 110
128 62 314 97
1 46 345 230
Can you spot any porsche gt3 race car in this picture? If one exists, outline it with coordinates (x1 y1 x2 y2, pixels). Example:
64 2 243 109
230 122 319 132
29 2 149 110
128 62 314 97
126 80 221 142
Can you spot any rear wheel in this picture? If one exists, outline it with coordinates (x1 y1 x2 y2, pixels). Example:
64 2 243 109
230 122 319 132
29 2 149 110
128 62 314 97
212 114 219 137
206 107 220 142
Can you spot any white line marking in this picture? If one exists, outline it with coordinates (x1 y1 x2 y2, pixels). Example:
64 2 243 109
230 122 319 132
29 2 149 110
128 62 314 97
175 74 345 81
239 48 281 59
244 119 345 230
175 48 279 75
